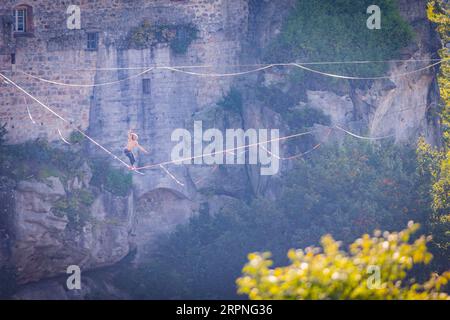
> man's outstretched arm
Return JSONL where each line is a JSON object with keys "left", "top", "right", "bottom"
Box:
{"left": 138, "top": 144, "right": 149, "bottom": 154}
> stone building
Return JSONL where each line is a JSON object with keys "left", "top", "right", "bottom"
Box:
{"left": 0, "top": 0, "right": 247, "bottom": 146}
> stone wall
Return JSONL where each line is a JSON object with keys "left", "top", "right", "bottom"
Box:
{"left": 0, "top": 0, "right": 248, "bottom": 146}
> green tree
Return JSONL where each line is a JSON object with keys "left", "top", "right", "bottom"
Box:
{"left": 90, "top": 159, "right": 132, "bottom": 197}
{"left": 417, "top": 139, "right": 450, "bottom": 272}
{"left": 427, "top": 0, "right": 449, "bottom": 144}
{"left": 0, "top": 266, "right": 17, "bottom": 299}
{"left": 265, "top": 0, "right": 413, "bottom": 77}
{"left": 237, "top": 223, "right": 450, "bottom": 300}
{"left": 421, "top": 0, "right": 450, "bottom": 273}
{"left": 426, "top": 0, "right": 450, "bottom": 209}
{"left": 0, "top": 123, "right": 6, "bottom": 146}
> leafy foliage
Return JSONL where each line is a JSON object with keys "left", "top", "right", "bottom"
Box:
{"left": 237, "top": 223, "right": 449, "bottom": 300}
{"left": 0, "top": 130, "right": 99, "bottom": 231}
{"left": 417, "top": 139, "right": 449, "bottom": 214}
{"left": 0, "top": 266, "right": 17, "bottom": 299}
{"left": 276, "top": 140, "right": 431, "bottom": 244}
{"left": 0, "top": 129, "right": 26, "bottom": 298}
{"left": 417, "top": 139, "right": 450, "bottom": 272}
{"left": 0, "top": 123, "right": 8, "bottom": 176}
{"left": 421, "top": 0, "right": 450, "bottom": 275}
{"left": 425, "top": 1, "right": 450, "bottom": 213}
{"left": 428, "top": 1, "right": 450, "bottom": 144}
{"left": 0, "top": 127, "right": 132, "bottom": 197}
{"left": 284, "top": 107, "right": 331, "bottom": 132}
{"left": 169, "top": 24, "right": 199, "bottom": 54}
{"left": 255, "top": 85, "right": 330, "bottom": 142}
{"left": 264, "top": 0, "right": 413, "bottom": 77}
{"left": 52, "top": 189, "right": 95, "bottom": 230}
{"left": 256, "top": 86, "right": 298, "bottom": 115}
{"left": 69, "top": 131, "right": 85, "bottom": 144}
{"left": 217, "top": 88, "right": 243, "bottom": 115}
{"left": 128, "top": 21, "right": 198, "bottom": 54}
{"left": 0, "top": 126, "right": 131, "bottom": 233}
{"left": 0, "top": 123, "right": 6, "bottom": 146}
{"left": 90, "top": 160, "right": 132, "bottom": 197}
{"left": 0, "top": 139, "right": 83, "bottom": 181}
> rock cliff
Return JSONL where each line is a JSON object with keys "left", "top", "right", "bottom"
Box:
{"left": 0, "top": 0, "right": 443, "bottom": 298}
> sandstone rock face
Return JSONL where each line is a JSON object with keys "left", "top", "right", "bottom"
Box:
{"left": 132, "top": 188, "right": 196, "bottom": 259}
{"left": 307, "top": 91, "right": 354, "bottom": 126}
{"left": 9, "top": 176, "right": 133, "bottom": 284}
{"left": 368, "top": 58, "right": 439, "bottom": 143}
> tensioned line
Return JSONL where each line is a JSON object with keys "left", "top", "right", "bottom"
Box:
{"left": 0, "top": 71, "right": 131, "bottom": 168}
{"left": 0, "top": 71, "right": 400, "bottom": 184}
{"left": 1, "top": 57, "right": 443, "bottom": 72}
{"left": 7, "top": 58, "right": 448, "bottom": 87}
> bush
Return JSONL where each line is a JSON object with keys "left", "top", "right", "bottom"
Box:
{"left": 8, "top": 140, "right": 52, "bottom": 164}
{"left": 2, "top": 139, "right": 83, "bottom": 181}
{"left": 0, "top": 123, "right": 7, "bottom": 184}
{"left": 256, "top": 86, "right": 297, "bottom": 115}
{"left": 128, "top": 22, "right": 198, "bottom": 54}
{"left": 90, "top": 160, "right": 132, "bottom": 197}
{"left": 255, "top": 86, "right": 330, "bottom": 132}
{"left": 417, "top": 138, "right": 450, "bottom": 273}
{"left": 217, "top": 88, "right": 243, "bottom": 115}
{"left": 0, "top": 123, "right": 6, "bottom": 146}
{"left": 170, "top": 24, "right": 199, "bottom": 55}
{"left": 264, "top": 0, "right": 413, "bottom": 77}
{"left": 237, "top": 223, "right": 449, "bottom": 300}
{"left": 52, "top": 189, "right": 95, "bottom": 230}
{"left": 284, "top": 107, "right": 331, "bottom": 131}
{"left": 69, "top": 131, "right": 85, "bottom": 144}
{"left": 423, "top": 0, "right": 450, "bottom": 275}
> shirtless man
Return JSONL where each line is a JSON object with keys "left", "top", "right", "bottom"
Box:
{"left": 124, "top": 130, "right": 149, "bottom": 169}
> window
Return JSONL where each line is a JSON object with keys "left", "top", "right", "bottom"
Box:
{"left": 13, "top": 5, "right": 33, "bottom": 34}
{"left": 142, "top": 79, "right": 151, "bottom": 94}
{"left": 87, "top": 32, "right": 99, "bottom": 51}
{"left": 15, "top": 8, "right": 26, "bottom": 32}
{"left": 11, "top": 53, "right": 15, "bottom": 64}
